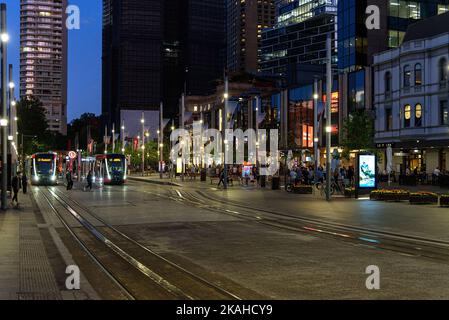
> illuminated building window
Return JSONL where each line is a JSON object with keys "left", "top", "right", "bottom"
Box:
{"left": 404, "top": 104, "right": 411, "bottom": 127}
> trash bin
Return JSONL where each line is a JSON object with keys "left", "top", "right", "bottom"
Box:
{"left": 271, "top": 176, "right": 280, "bottom": 190}
{"left": 200, "top": 169, "right": 207, "bottom": 182}
{"left": 260, "top": 175, "right": 266, "bottom": 188}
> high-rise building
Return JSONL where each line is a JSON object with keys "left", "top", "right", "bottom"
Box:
{"left": 102, "top": 0, "right": 225, "bottom": 132}
{"left": 337, "top": 0, "right": 449, "bottom": 115}
{"left": 338, "top": 0, "right": 449, "bottom": 73}
{"left": 20, "top": 0, "right": 68, "bottom": 135}
{"left": 226, "top": 0, "right": 276, "bottom": 74}
{"left": 260, "top": 0, "right": 338, "bottom": 77}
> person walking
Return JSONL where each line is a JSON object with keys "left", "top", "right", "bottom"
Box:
{"left": 217, "top": 168, "right": 225, "bottom": 188}
{"left": 84, "top": 170, "right": 93, "bottom": 191}
{"left": 22, "top": 173, "right": 28, "bottom": 195}
{"left": 11, "top": 172, "right": 22, "bottom": 208}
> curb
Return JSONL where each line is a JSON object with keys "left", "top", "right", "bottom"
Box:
{"left": 128, "top": 176, "right": 182, "bottom": 187}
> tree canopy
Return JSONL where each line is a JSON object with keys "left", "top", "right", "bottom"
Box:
{"left": 341, "top": 110, "right": 375, "bottom": 159}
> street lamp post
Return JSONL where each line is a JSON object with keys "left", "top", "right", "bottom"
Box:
{"left": 112, "top": 123, "right": 115, "bottom": 153}
{"left": 160, "top": 102, "right": 164, "bottom": 179}
{"left": 8, "top": 64, "right": 15, "bottom": 179}
{"left": 222, "top": 74, "right": 228, "bottom": 189}
{"left": 141, "top": 113, "right": 145, "bottom": 177}
{"left": 325, "top": 34, "right": 332, "bottom": 201}
{"left": 1, "top": 4, "right": 8, "bottom": 210}
{"left": 121, "top": 121, "right": 125, "bottom": 154}
{"left": 255, "top": 96, "right": 261, "bottom": 169}
{"left": 313, "top": 79, "right": 319, "bottom": 183}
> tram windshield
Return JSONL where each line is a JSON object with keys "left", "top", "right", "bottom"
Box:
{"left": 35, "top": 155, "right": 55, "bottom": 175}
{"left": 107, "top": 157, "right": 125, "bottom": 174}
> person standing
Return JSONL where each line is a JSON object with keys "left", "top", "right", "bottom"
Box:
{"left": 22, "top": 173, "right": 28, "bottom": 194}
{"left": 84, "top": 170, "right": 93, "bottom": 191}
{"left": 11, "top": 172, "right": 21, "bottom": 208}
{"left": 66, "top": 171, "right": 73, "bottom": 191}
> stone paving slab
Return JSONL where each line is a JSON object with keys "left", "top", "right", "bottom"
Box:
{"left": 0, "top": 193, "right": 62, "bottom": 300}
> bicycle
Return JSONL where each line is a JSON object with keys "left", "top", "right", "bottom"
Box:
{"left": 315, "top": 179, "right": 346, "bottom": 197}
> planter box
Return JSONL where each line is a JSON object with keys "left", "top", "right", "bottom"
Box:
{"left": 292, "top": 186, "right": 313, "bottom": 194}
{"left": 370, "top": 193, "right": 410, "bottom": 202}
{"left": 409, "top": 194, "right": 438, "bottom": 205}
{"left": 440, "top": 196, "right": 449, "bottom": 207}
{"left": 345, "top": 189, "right": 355, "bottom": 198}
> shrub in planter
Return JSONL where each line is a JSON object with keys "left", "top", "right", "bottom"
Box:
{"left": 440, "top": 195, "right": 449, "bottom": 207}
{"left": 409, "top": 192, "right": 438, "bottom": 205}
{"left": 370, "top": 189, "right": 410, "bottom": 201}
{"left": 345, "top": 188, "right": 355, "bottom": 198}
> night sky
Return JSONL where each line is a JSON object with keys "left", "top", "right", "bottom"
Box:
{"left": 5, "top": 0, "right": 102, "bottom": 121}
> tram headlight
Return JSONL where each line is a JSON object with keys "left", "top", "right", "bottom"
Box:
{"left": 51, "top": 176, "right": 56, "bottom": 182}
{"left": 33, "top": 176, "right": 40, "bottom": 182}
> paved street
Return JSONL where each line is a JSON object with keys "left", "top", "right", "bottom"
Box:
{"left": 4, "top": 178, "right": 447, "bottom": 300}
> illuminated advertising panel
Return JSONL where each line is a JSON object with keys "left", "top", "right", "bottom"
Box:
{"left": 358, "top": 154, "right": 377, "bottom": 189}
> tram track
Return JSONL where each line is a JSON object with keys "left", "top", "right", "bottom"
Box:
{"left": 125, "top": 181, "right": 449, "bottom": 263}
{"left": 179, "top": 189, "right": 449, "bottom": 263}
{"left": 37, "top": 186, "right": 242, "bottom": 300}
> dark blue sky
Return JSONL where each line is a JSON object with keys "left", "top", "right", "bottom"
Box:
{"left": 5, "top": 0, "right": 102, "bottom": 121}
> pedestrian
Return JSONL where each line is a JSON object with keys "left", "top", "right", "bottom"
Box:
{"left": 84, "top": 170, "right": 93, "bottom": 191}
{"left": 22, "top": 173, "right": 28, "bottom": 194}
{"left": 217, "top": 168, "right": 225, "bottom": 188}
{"left": 11, "top": 172, "right": 21, "bottom": 208}
{"left": 66, "top": 171, "right": 73, "bottom": 190}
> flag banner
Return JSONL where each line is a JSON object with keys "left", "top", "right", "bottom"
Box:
{"left": 162, "top": 118, "right": 170, "bottom": 130}
{"left": 227, "top": 101, "right": 239, "bottom": 115}
{"left": 257, "top": 113, "right": 266, "bottom": 125}
{"left": 104, "top": 136, "right": 111, "bottom": 145}
{"left": 183, "top": 112, "right": 193, "bottom": 123}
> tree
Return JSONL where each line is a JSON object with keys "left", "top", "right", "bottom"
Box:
{"left": 67, "top": 113, "right": 102, "bottom": 152}
{"left": 16, "top": 97, "right": 51, "bottom": 155}
{"left": 341, "top": 110, "right": 375, "bottom": 159}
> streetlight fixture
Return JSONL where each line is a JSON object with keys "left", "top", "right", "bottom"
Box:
{"left": 1, "top": 33, "right": 9, "bottom": 43}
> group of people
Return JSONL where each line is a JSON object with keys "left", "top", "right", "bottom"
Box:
{"left": 65, "top": 170, "right": 93, "bottom": 191}
{"left": 288, "top": 165, "right": 355, "bottom": 186}
{"left": 10, "top": 172, "right": 28, "bottom": 208}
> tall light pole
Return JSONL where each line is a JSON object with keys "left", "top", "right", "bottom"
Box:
{"left": 255, "top": 96, "right": 260, "bottom": 168}
{"left": 112, "top": 123, "right": 115, "bottom": 153}
{"left": 180, "top": 94, "right": 185, "bottom": 181}
{"left": 141, "top": 113, "right": 145, "bottom": 176}
{"left": 159, "top": 102, "right": 164, "bottom": 179}
{"left": 222, "top": 74, "right": 228, "bottom": 189}
{"left": 313, "top": 79, "right": 319, "bottom": 183}
{"left": 1, "top": 4, "right": 8, "bottom": 210}
{"left": 8, "top": 64, "right": 15, "bottom": 178}
{"left": 325, "top": 34, "right": 332, "bottom": 201}
{"left": 121, "top": 121, "right": 125, "bottom": 154}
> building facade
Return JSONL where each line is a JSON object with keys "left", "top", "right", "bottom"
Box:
{"left": 20, "top": 0, "right": 68, "bottom": 135}
{"left": 260, "top": 0, "right": 338, "bottom": 77}
{"left": 373, "top": 13, "right": 449, "bottom": 174}
{"left": 226, "top": 0, "right": 276, "bottom": 74}
{"left": 337, "top": 0, "right": 449, "bottom": 132}
{"left": 102, "top": 0, "right": 225, "bottom": 133}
